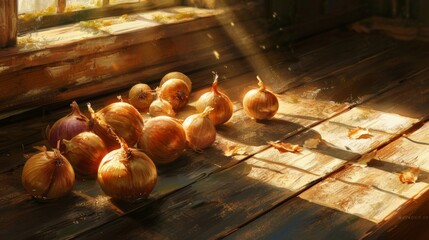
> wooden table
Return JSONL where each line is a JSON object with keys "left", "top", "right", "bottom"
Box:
{"left": 1, "top": 23, "right": 429, "bottom": 239}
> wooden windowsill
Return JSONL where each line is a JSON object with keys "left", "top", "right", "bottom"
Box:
{"left": 0, "top": 2, "right": 267, "bottom": 119}
{"left": 1, "top": 6, "right": 224, "bottom": 73}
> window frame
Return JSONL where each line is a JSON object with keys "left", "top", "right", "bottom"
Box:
{"left": 0, "top": 1, "right": 18, "bottom": 48}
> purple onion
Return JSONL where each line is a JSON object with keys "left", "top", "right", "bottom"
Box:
{"left": 47, "top": 101, "right": 89, "bottom": 151}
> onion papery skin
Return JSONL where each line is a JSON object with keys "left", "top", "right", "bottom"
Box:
{"left": 47, "top": 101, "right": 89, "bottom": 151}
{"left": 128, "top": 83, "right": 154, "bottom": 112}
{"left": 148, "top": 98, "right": 176, "bottom": 117}
{"left": 138, "top": 116, "right": 187, "bottom": 165}
{"left": 63, "top": 132, "right": 108, "bottom": 178}
{"left": 90, "top": 102, "right": 144, "bottom": 150}
{"left": 160, "top": 72, "right": 192, "bottom": 92}
{"left": 22, "top": 148, "right": 75, "bottom": 200}
{"left": 97, "top": 148, "right": 157, "bottom": 202}
{"left": 183, "top": 112, "right": 216, "bottom": 149}
{"left": 243, "top": 89, "right": 279, "bottom": 120}
{"left": 159, "top": 79, "right": 190, "bottom": 112}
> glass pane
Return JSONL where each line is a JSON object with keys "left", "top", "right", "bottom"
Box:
{"left": 18, "top": 0, "right": 56, "bottom": 14}
{"left": 66, "top": 0, "right": 101, "bottom": 11}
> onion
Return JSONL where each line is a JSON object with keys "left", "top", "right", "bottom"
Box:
{"left": 22, "top": 146, "right": 75, "bottom": 200}
{"left": 243, "top": 76, "right": 279, "bottom": 120}
{"left": 196, "top": 73, "right": 233, "bottom": 125}
{"left": 149, "top": 96, "right": 176, "bottom": 117}
{"left": 63, "top": 132, "right": 108, "bottom": 178}
{"left": 88, "top": 101, "right": 143, "bottom": 150}
{"left": 159, "top": 78, "right": 190, "bottom": 112}
{"left": 160, "top": 71, "right": 192, "bottom": 92}
{"left": 138, "top": 116, "right": 187, "bottom": 165}
{"left": 46, "top": 101, "right": 89, "bottom": 151}
{"left": 97, "top": 137, "right": 157, "bottom": 202}
{"left": 128, "top": 83, "right": 154, "bottom": 112}
{"left": 183, "top": 107, "right": 216, "bottom": 150}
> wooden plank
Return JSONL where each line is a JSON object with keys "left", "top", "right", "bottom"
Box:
{"left": 310, "top": 107, "right": 417, "bottom": 154}
{"left": 266, "top": 33, "right": 397, "bottom": 94}
{"left": 366, "top": 183, "right": 429, "bottom": 239}
{"left": 225, "top": 72, "right": 429, "bottom": 239}
{"left": 291, "top": 40, "right": 429, "bottom": 104}
{"left": 2, "top": 6, "right": 252, "bottom": 75}
{"left": 363, "top": 120, "right": 429, "bottom": 239}
{"left": 0, "top": 25, "right": 240, "bottom": 100}
{"left": 0, "top": 0, "right": 18, "bottom": 48}
{"left": 0, "top": 169, "right": 120, "bottom": 239}
{"left": 1, "top": 8, "right": 223, "bottom": 74}
{"left": 362, "top": 73, "right": 429, "bottom": 119}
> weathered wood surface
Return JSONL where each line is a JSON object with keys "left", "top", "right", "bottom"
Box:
{"left": 225, "top": 71, "right": 429, "bottom": 239}
{"left": 2, "top": 4, "right": 271, "bottom": 73}
{"left": 70, "top": 36, "right": 429, "bottom": 239}
{"left": 226, "top": 121, "right": 429, "bottom": 240}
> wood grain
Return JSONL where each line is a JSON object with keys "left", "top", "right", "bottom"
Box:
{"left": 0, "top": 0, "right": 18, "bottom": 48}
{"left": 226, "top": 72, "right": 429, "bottom": 240}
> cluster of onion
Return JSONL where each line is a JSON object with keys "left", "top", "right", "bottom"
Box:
{"left": 22, "top": 71, "right": 252, "bottom": 202}
{"left": 22, "top": 100, "right": 157, "bottom": 202}
{"left": 127, "top": 71, "right": 192, "bottom": 118}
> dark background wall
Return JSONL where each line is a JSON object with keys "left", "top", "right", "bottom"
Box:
{"left": 368, "top": 0, "right": 429, "bottom": 22}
